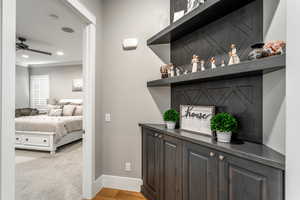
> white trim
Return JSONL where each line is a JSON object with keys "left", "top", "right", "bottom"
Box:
{"left": 81, "top": 23, "right": 96, "bottom": 199}
{"left": 94, "top": 175, "right": 143, "bottom": 194}
{"left": 1, "top": 0, "right": 16, "bottom": 199}
{"left": 1, "top": 0, "right": 97, "bottom": 199}
{"left": 63, "top": 0, "right": 96, "bottom": 25}
{"left": 29, "top": 60, "right": 82, "bottom": 68}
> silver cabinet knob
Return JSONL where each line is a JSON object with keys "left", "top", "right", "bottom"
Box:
{"left": 158, "top": 135, "right": 163, "bottom": 139}
{"left": 154, "top": 133, "right": 159, "bottom": 137}
{"left": 219, "top": 155, "right": 225, "bottom": 161}
{"left": 210, "top": 152, "right": 215, "bottom": 157}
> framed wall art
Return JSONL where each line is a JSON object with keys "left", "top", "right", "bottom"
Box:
{"left": 72, "top": 79, "right": 83, "bottom": 92}
{"left": 180, "top": 105, "right": 215, "bottom": 136}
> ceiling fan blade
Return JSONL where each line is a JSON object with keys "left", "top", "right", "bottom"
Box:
{"left": 27, "top": 48, "right": 52, "bottom": 56}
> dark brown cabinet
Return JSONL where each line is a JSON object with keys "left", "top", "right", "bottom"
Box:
{"left": 141, "top": 126, "right": 284, "bottom": 200}
{"left": 142, "top": 129, "right": 161, "bottom": 200}
{"left": 160, "top": 135, "right": 182, "bottom": 200}
{"left": 183, "top": 142, "right": 218, "bottom": 200}
{"left": 142, "top": 129, "right": 182, "bottom": 200}
{"left": 218, "top": 152, "right": 284, "bottom": 200}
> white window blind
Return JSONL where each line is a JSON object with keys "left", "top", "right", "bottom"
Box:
{"left": 30, "top": 75, "right": 49, "bottom": 111}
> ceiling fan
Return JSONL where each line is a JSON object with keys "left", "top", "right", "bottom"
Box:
{"left": 16, "top": 37, "right": 52, "bottom": 56}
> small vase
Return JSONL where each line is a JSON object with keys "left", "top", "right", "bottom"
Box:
{"left": 217, "top": 131, "right": 232, "bottom": 143}
{"left": 165, "top": 121, "right": 176, "bottom": 129}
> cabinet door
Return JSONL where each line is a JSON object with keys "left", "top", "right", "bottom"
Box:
{"left": 160, "top": 135, "right": 182, "bottom": 200}
{"left": 182, "top": 141, "right": 218, "bottom": 200}
{"left": 218, "top": 153, "right": 284, "bottom": 200}
{"left": 142, "top": 129, "right": 161, "bottom": 200}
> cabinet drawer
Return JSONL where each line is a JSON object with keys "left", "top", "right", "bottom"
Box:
{"left": 22, "top": 135, "right": 50, "bottom": 147}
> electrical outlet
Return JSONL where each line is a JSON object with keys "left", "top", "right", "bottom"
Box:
{"left": 125, "top": 162, "right": 131, "bottom": 171}
{"left": 105, "top": 113, "right": 111, "bottom": 122}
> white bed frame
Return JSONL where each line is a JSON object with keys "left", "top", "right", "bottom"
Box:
{"left": 15, "top": 130, "right": 83, "bottom": 155}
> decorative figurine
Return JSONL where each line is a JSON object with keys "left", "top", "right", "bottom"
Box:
{"left": 200, "top": 60, "right": 205, "bottom": 71}
{"left": 176, "top": 68, "right": 181, "bottom": 76}
{"left": 191, "top": 55, "right": 200, "bottom": 73}
{"left": 184, "top": 70, "right": 188, "bottom": 75}
{"left": 210, "top": 57, "right": 217, "bottom": 69}
{"left": 228, "top": 44, "right": 240, "bottom": 65}
{"left": 221, "top": 60, "right": 226, "bottom": 67}
{"left": 160, "top": 65, "right": 169, "bottom": 79}
{"left": 170, "top": 65, "right": 175, "bottom": 77}
{"left": 199, "top": 0, "right": 205, "bottom": 4}
{"left": 262, "top": 40, "right": 286, "bottom": 57}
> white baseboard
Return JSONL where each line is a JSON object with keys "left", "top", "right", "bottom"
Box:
{"left": 94, "top": 175, "right": 143, "bottom": 195}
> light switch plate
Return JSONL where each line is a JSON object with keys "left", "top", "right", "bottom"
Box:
{"left": 105, "top": 113, "right": 111, "bottom": 122}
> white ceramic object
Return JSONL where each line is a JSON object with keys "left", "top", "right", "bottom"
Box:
{"left": 217, "top": 131, "right": 232, "bottom": 143}
{"left": 166, "top": 121, "right": 176, "bottom": 129}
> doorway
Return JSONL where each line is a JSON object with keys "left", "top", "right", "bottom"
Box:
{"left": 0, "top": 0, "right": 96, "bottom": 199}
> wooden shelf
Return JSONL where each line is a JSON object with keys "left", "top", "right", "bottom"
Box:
{"left": 147, "top": 55, "right": 286, "bottom": 87}
{"left": 147, "top": 0, "right": 255, "bottom": 45}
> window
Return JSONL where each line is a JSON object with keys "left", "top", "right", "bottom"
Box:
{"left": 30, "top": 75, "right": 49, "bottom": 111}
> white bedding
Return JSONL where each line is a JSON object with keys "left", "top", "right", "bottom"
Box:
{"left": 15, "top": 115, "right": 83, "bottom": 138}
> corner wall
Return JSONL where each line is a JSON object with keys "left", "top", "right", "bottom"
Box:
{"left": 263, "top": 0, "right": 286, "bottom": 154}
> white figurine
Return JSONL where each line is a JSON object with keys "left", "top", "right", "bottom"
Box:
{"left": 221, "top": 60, "right": 226, "bottom": 67}
{"left": 199, "top": 0, "right": 205, "bottom": 4}
{"left": 170, "top": 65, "right": 175, "bottom": 77}
{"left": 176, "top": 68, "right": 181, "bottom": 76}
{"left": 200, "top": 60, "right": 205, "bottom": 71}
{"left": 184, "top": 70, "right": 188, "bottom": 75}
{"left": 191, "top": 55, "right": 199, "bottom": 73}
{"left": 228, "top": 44, "right": 240, "bottom": 65}
{"left": 210, "top": 57, "right": 217, "bottom": 69}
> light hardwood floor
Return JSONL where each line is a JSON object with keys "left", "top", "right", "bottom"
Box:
{"left": 93, "top": 188, "right": 147, "bottom": 200}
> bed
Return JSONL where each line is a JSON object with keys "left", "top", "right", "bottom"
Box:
{"left": 15, "top": 99, "right": 84, "bottom": 154}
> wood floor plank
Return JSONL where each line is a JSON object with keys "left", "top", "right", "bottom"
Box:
{"left": 93, "top": 188, "right": 147, "bottom": 200}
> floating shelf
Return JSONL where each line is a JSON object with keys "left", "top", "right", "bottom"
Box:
{"left": 147, "top": 55, "right": 286, "bottom": 87}
{"left": 147, "top": 0, "right": 255, "bottom": 45}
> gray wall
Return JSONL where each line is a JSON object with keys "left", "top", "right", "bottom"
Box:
{"left": 100, "top": 0, "right": 170, "bottom": 178}
{"left": 15, "top": 66, "right": 29, "bottom": 108}
{"left": 263, "top": 0, "right": 286, "bottom": 154}
{"left": 29, "top": 65, "right": 83, "bottom": 101}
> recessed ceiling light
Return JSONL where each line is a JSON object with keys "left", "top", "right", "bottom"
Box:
{"left": 56, "top": 51, "right": 64, "bottom": 56}
{"left": 49, "top": 14, "right": 59, "bottom": 20}
{"left": 62, "top": 27, "right": 75, "bottom": 33}
{"left": 22, "top": 54, "right": 29, "bottom": 58}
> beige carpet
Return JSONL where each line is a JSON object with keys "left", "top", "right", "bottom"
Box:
{"left": 16, "top": 141, "right": 82, "bottom": 200}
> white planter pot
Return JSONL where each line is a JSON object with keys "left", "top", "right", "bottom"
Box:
{"left": 217, "top": 131, "right": 232, "bottom": 143}
{"left": 166, "top": 121, "right": 176, "bottom": 129}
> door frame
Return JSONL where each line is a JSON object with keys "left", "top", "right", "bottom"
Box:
{"left": 0, "top": 0, "right": 97, "bottom": 199}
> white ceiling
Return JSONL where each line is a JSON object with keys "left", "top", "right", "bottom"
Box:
{"left": 16, "top": 0, "right": 85, "bottom": 67}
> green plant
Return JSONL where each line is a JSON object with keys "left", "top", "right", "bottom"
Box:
{"left": 211, "top": 112, "right": 238, "bottom": 133}
{"left": 163, "top": 109, "right": 179, "bottom": 122}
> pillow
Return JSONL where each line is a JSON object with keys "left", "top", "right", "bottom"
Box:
{"left": 63, "top": 105, "right": 76, "bottom": 116}
{"left": 47, "top": 104, "right": 61, "bottom": 113}
{"left": 48, "top": 109, "right": 62, "bottom": 117}
{"left": 74, "top": 105, "right": 83, "bottom": 116}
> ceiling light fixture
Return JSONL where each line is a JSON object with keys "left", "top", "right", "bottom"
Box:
{"left": 61, "top": 27, "right": 75, "bottom": 33}
{"left": 49, "top": 14, "right": 59, "bottom": 20}
{"left": 22, "top": 54, "right": 29, "bottom": 58}
{"left": 56, "top": 51, "right": 64, "bottom": 56}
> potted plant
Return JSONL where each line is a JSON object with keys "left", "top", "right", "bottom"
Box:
{"left": 210, "top": 112, "right": 238, "bottom": 143}
{"left": 163, "top": 109, "right": 179, "bottom": 129}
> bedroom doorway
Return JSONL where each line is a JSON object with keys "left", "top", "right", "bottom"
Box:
{"left": 0, "top": 0, "right": 96, "bottom": 199}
